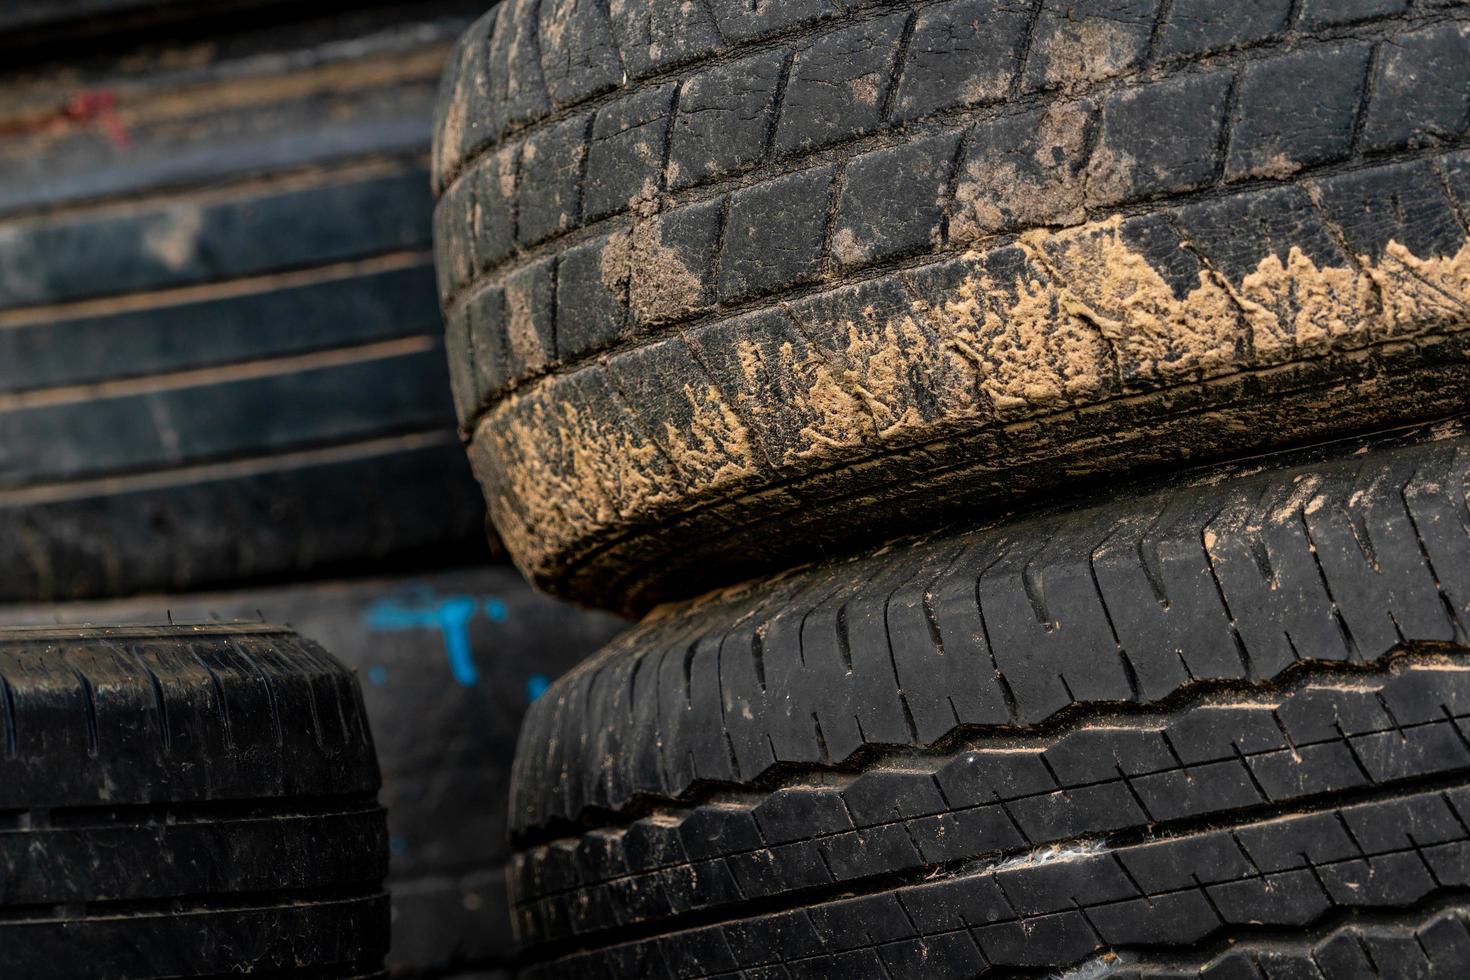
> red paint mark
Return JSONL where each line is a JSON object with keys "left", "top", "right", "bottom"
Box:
{"left": 0, "top": 87, "right": 129, "bottom": 148}
{"left": 64, "top": 89, "right": 130, "bottom": 149}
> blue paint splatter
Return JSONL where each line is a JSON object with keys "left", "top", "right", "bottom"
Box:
{"left": 390, "top": 836, "right": 408, "bottom": 856}
{"left": 527, "top": 673, "right": 550, "bottom": 703}
{"left": 364, "top": 588, "right": 511, "bottom": 687}
{"left": 367, "top": 665, "right": 389, "bottom": 686}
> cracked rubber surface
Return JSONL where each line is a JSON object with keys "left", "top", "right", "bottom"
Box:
{"left": 433, "top": 0, "right": 1470, "bottom": 611}
{"left": 0, "top": 624, "right": 387, "bottom": 978}
{"left": 506, "top": 419, "right": 1470, "bottom": 977}
{"left": 0, "top": 4, "right": 490, "bottom": 603}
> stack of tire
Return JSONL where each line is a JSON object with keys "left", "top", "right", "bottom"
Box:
{"left": 0, "top": 2, "right": 620, "bottom": 977}
{"left": 432, "top": 1, "right": 1470, "bottom": 976}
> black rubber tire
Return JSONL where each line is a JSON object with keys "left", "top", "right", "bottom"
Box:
{"left": 0, "top": 623, "right": 387, "bottom": 978}
{"left": 433, "top": 0, "right": 1470, "bottom": 612}
{"left": 0, "top": 567, "right": 625, "bottom": 977}
{"left": 507, "top": 416, "right": 1470, "bottom": 978}
{"left": 0, "top": 3, "right": 491, "bottom": 603}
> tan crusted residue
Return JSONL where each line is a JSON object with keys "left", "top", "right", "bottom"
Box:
{"left": 475, "top": 376, "right": 758, "bottom": 570}
{"left": 601, "top": 209, "right": 705, "bottom": 324}
{"left": 951, "top": 101, "right": 1091, "bottom": 241}
{"left": 797, "top": 315, "right": 946, "bottom": 448}
{"left": 830, "top": 227, "right": 864, "bottom": 267}
{"left": 849, "top": 73, "right": 882, "bottom": 106}
{"left": 925, "top": 261, "right": 1113, "bottom": 414}
{"left": 1037, "top": 17, "right": 1138, "bottom": 89}
{"left": 1251, "top": 153, "right": 1305, "bottom": 181}
{"left": 480, "top": 216, "right": 1470, "bottom": 578}
{"left": 435, "top": 43, "right": 473, "bottom": 183}
{"left": 504, "top": 274, "right": 548, "bottom": 373}
{"left": 1368, "top": 240, "right": 1470, "bottom": 334}
{"left": 1235, "top": 247, "right": 1374, "bottom": 360}
{"left": 496, "top": 148, "right": 517, "bottom": 200}
{"left": 1023, "top": 217, "right": 1242, "bottom": 384}
{"left": 661, "top": 383, "right": 761, "bottom": 487}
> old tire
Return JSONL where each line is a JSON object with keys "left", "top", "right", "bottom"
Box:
{"left": 0, "top": 3, "right": 489, "bottom": 603}
{"left": 508, "top": 417, "right": 1470, "bottom": 977}
{"left": 433, "top": 0, "right": 1470, "bottom": 612}
{"left": 0, "top": 624, "right": 387, "bottom": 978}
{"left": 0, "top": 567, "right": 624, "bottom": 976}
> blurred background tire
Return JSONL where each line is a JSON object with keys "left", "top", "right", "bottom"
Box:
{"left": 0, "top": 1, "right": 492, "bottom": 603}
{"left": 0, "top": 566, "right": 622, "bottom": 977}
{"left": 0, "top": 3, "right": 624, "bottom": 976}
{"left": 0, "top": 624, "right": 388, "bottom": 979}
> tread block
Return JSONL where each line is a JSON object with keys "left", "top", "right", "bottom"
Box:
{"left": 517, "top": 114, "right": 591, "bottom": 248}
{"left": 433, "top": 174, "right": 477, "bottom": 304}
{"left": 1090, "top": 70, "right": 1232, "bottom": 203}
{"left": 669, "top": 49, "right": 787, "bottom": 191}
{"left": 586, "top": 84, "right": 677, "bottom": 223}
{"left": 773, "top": 15, "right": 908, "bottom": 157}
{"left": 538, "top": 0, "right": 625, "bottom": 107}
{"left": 891, "top": 0, "right": 1031, "bottom": 122}
{"left": 468, "top": 146, "right": 519, "bottom": 273}
{"left": 720, "top": 166, "right": 834, "bottom": 302}
{"left": 555, "top": 234, "right": 630, "bottom": 362}
{"left": 607, "top": 0, "right": 722, "bottom": 78}
{"left": 1023, "top": 0, "right": 1161, "bottom": 91}
{"left": 951, "top": 100, "right": 1097, "bottom": 239}
{"left": 625, "top": 196, "right": 723, "bottom": 326}
{"left": 1363, "top": 22, "right": 1470, "bottom": 153}
{"left": 1226, "top": 44, "right": 1374, "bottom": 181}
{"left": 502, "top": 257, "right": 558, "bottom": 380}
{"left": 466, "top": 284, "right": 512, "bottom": 404}
{"left": 1156, "top": 0, "right": 1294, "bottom": 58}
{"left": 832, "top": 133, "right": 960, "bottom": 270}
{"left": 487, "top": 0, "right": 552, "bottom": 138}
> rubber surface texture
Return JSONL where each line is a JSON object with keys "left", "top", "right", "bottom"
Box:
{"left": 434, "top": 0, "right": 1470, "bottom": 612}
{"left": 0, "top": 3, "right": 490, "bottom": 603}
{"left": 507, "top": 417, "right": 1470, "bottom": 977}
{"left": 0, "top": 623, "right": 387, "bottom": 978}
{"left": 0, "top": 567, "right": 625, "bottom": 977}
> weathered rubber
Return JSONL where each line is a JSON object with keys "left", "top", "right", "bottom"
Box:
{"left": 0, "top": 3, "right": 489, "bottom": 603}
{"left": 0, "top": 624, "right": 387, "bottom": 979}
{"left": 433, "top": 0, "right": 1470, "bottom": 611}
{"left": 0, "top": 567, "right": 624, "bottom": 977}
{"left": 506, "top": 418, "right": 1470, "bottom": 977}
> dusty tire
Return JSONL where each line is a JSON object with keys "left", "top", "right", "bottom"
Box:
{"left": 433, "top": 0, "right": 1470, "bottom": 612}
{"left": 0, "top": 567, "right": 625, "bottom": 977}
{"left": 507, "top": 417, "right": 1470, "bottom": 977}
{"left": 0, "top": 3, "right": 490, "bottom": 603}
{"left": 0, "top": 624, "right": 387, "bottom": 978}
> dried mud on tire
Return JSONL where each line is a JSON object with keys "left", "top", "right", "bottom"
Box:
{"left": 433, "top": 0, "right": 1470, "bottom": 611}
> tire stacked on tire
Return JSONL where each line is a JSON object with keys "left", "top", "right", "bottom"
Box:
{"left": 0, "top": 4, "right": 625, "bottom": 977}
{"left": 431, "top": 1, "right": 1470, "bottom": 976}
